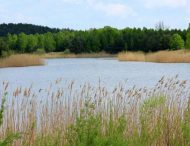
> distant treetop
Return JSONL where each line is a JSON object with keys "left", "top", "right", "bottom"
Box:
{"left": 0, "top": 23, "right": 61, "bottom": 36}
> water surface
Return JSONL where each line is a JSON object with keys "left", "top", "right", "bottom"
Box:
{"left": 0, "top": 58, "right": 190, "bottom": 91}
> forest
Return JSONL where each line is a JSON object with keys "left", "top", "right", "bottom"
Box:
{"left": 0, "top": 23, "right": 60, "bottom": 36}
{"left": 0, "top": 23, "right": 190, "bottom": 57}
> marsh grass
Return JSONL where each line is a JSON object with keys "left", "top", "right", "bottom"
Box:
{"left": 118, "top": 50, "right": 190, "bottom": 63}
{"left": 118, "top": 51, "right": 145, "bottom": 62}
{"left": 44, "top": 52, "right": 116, "bottom": 59}
{"left": 0, "top": 76, "right": 190, "bottom": 146}
{"left": 0, "top": 54, "right": 45, "bottom": 68}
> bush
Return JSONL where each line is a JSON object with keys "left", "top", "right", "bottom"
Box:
{"left": 169, "top": 33, "right": 184, "bottom": 50}
{"left": 185, "top": 31, "right": 190, "bottom": 49}
{"left": 0, "top": 38, "right": 11, "bottom": 58}
{"left": 35, "top": 48, "right": 46, "bottom": 54}
{"left": 66, "top": 99, "right": 128, "bottom": 146}
{"left": 0, "top": 50, "right": 13, "bottom": 58}
{"left": 63, "top": 49, "right": 71, "bottom": 54}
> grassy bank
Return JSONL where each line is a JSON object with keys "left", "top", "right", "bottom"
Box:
{"left": 118, "top": 50, "right": 190, "bottom": 63}
{"left": 0, "top": 77, "right": 190, "bottom": 146}
{"left": 0, "top": 54, "right": 45, "bottom": 68}
{"left": 43, "top": 52, "right": 116, "bottom": 59}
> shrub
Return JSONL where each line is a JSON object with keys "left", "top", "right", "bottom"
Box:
{"left": 0, "top": 50, "right": 13, "bottom": 58}
{"left": 63, "top": 49, "right": 71, "bottom": 54}
{"left": 66, "top": 99, "right": 128, "bottom": 146}
{"left": 185, "top": 31, "right": 190, "bottom": 49}
{"left": 35, "top": 48, "right": 46, "bottom": 54}
{"left": 0, "top": 38, "right": 10, "bottom": 58}
{"left": 169, "top": 33, "right": 184, "bottom": 50}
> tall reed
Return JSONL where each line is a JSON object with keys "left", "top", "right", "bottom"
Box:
{"left": 0, "top": 76, "right": 190, "bottom": 146}
{"left": 0, "top": 54, "right": 44, "bottom": 68}
{"left": 44, "top": 52, "right": 115, "bottom": 59}
{"left": 118, "top": 50, "right": 190, "bottom": 63}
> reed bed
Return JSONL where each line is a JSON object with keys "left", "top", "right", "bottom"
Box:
{"left": 0, "top": 76, "right": 190, "bottom": 146}
{"left": 118, "top": 51, "right": 145, "bottom": 62}
{"left": 44, "top": 52, "right": 116, "bottom": 59}
{"left": 0, "top": 54, "right": 45, "bottom": 68}
{"left": 118, "top": 50, "right": 190, "bottom": 63}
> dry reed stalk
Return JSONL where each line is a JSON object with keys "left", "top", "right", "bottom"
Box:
{"left": 0, "top": 54, "right": 44, "bottom": 68}
{"left": 0, "top": 76, "right": 189, "bottom": 145}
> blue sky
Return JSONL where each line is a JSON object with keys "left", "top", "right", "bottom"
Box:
{"left": 0, "top": 0, "right": 190, "bottom": 30}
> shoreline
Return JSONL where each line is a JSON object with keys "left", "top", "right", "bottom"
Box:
{"left": 1, "top": 50, "right": 190, "bottom": 68}
{"left": 118, "top": 50, "right": 190, "bottom": 63}
{"left": 43, "top": 52, "right": 116, "bottom": 59}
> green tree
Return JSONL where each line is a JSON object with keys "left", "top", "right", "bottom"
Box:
{"left": 44, "top": 32, "right": 56, "bottom": 52}
{"left": 0, "top": 38, "right": 10, "bottom": 57}
{"left": 16, "top": 33, "right": 28, "bottom": 53}
{"left": 26, "top": 34, "right": 38, "bottom": 52}
{"left": 55, "top": 32, "right": 65, "bottom": 51}
{"left": 70, "top": 31, "right": 86, "bottom": 53}
{"left": 7, "top": 33, "right": 17, "bottom": 50}
{"left": 1, "top": 24, "right": 189, "bottom": 54}
{"left": 185, "top": 30, "right": 190, "bottom": 49}
{"left": 36, "top": 34, "right": 45, "bottom": 49}
{"left": 169, "top": 33, "right": 184, "bottom": 50}
{"left": 85, "top": 29, "right": 101, "bottom": 53}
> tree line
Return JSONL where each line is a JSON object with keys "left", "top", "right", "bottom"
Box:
{"left": 0, "top": 24, "right": 190, "bottom": 57}
{"left": 0, "top": 23, "right": 60, "bottom": 36}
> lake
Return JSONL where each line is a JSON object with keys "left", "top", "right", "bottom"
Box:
{"left": 0, "top": 58, "right": 190, "bottom": 92}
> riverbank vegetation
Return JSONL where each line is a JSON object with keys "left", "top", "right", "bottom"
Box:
{"left": 0, "top": 76, "right": 190, "bottom": 146}
{"left": 1, "top": 23, "right": 190, "bottom": 59}
{"left": 44, "top": 51, "right": 116, "bottom": 58}
{"left": 0, "top": 54, "right": 44, "bottom": 68}
{"left": 118, "top": 50, "right": 190, "bottom": 63}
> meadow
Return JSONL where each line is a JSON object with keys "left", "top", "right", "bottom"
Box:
{"left": 0, "top": 76, "right": 190, "bottom": 146}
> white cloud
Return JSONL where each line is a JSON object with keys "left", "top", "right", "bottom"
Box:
{"left": 0, "top": 12, "right": 38, "bottom": 24}
{"left": 87, "top": 0, "right": 136, "bottom": 17}
{"left": 0, "top": 3, "right": 40, "bottom": 24}
{"left": 60, "top": 0, "right": 136, "bottom": 17}
{"left": 144, "top": 0, "right": 187, "bottom": 8}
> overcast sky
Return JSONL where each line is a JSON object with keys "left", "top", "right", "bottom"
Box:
{"left": 0, "top": 0, "right": 190, "bottom": 30}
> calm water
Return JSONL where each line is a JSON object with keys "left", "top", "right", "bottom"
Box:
{"left": 0, "top": 58, "right": 190, "bottom": 91}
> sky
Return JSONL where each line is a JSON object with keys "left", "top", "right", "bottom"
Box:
{"left": 0, "top": 0, "right": 190, "bottom": 30}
